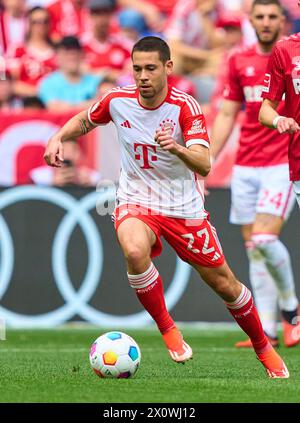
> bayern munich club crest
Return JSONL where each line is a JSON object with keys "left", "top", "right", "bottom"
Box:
{"left": 159, "top": 119, "right": 176, "bottom": 134}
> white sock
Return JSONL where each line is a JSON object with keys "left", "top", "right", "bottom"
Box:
{"left": 246, "top": 241, "right": 278, "bottom": 338}
{"left": 251, "top": 234, "right": 298, "bottom": 312}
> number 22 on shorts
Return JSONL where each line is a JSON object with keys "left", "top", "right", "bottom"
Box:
{"left": 181, "top": 227, "right": 215, "bottom": 255}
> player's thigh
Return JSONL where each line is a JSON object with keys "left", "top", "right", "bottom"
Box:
{"left": 117, "top": 217, "right": 157, "bottom": 258}
{"left": 190, "top": 260, "right": 241, "bottom": 302}
{"left": 256, "top": 164, "right": 295, "bottom": 221}
{"left": 252, "top": 213, "right": 283, "bottom": 236}
{"left": 230, "top": 166, "right": 259, "bottom": 225}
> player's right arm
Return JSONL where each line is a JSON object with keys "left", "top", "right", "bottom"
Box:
{"left": 210, "top": 51, "right": 242, "bottom": 162}
{"left": 210, "top": 99, "right": 241, "bottom": 161}
{"left": 44, "top": 110, "right": 95, "bottom": 167}
{"left": 44, "top": 92, "right": 112, "bottom": 167}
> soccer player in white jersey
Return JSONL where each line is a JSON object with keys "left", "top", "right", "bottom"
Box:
{"left": 44, "top": 36, "right": 289, "bottom": 378}
{"left": 210, "top": 0, "right": 300, "bottom": 349}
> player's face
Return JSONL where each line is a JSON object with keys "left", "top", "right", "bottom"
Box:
{"left": 250, "top": 4, "right": 284, "bottom": 46}
{"left": 132, "top": 51, "right": 173, "bottom": 99}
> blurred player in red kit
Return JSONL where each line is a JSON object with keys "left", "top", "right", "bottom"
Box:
{"left": 211, "top": 0, "right": 300, "bottom": 349}
{"left": 44, "top": 36, "right": 289, "bottom": 378}
{"left": 260, "top": 0, "right": 300, "bottom": 211}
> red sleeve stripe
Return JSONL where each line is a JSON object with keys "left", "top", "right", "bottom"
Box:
{"left": 111, "top": 87, "right": 136, "bottom": 94}
{"left": 170, "top": 88, "right": 202, "bottom": 116}
{"left": 170, "top": 93, "right": 198, "bottom": 116}
{"left": 122, "top": 84, "right": 137, "bottom": 90}
{"left": 170, "top": 95, "right": 197, "bottom": 116}
{"left": 171, "top": 87, "right": 202, "bottom": 113}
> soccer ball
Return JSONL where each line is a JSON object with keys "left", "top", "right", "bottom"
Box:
{"left": 89, "top": 331, "right": 141, "bottom": 378}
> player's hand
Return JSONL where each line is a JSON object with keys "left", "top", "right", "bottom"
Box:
{"left": 154, "top": 129, "right": 180, "bottom": 154}
{"left": 44, "top": 135, "right": 64, "bottom": 167}
{"left": 276, "top": 117, "right": 300, "bottom": 134}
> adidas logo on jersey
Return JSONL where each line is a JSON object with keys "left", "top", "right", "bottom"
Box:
{"left": 121, "top": 120, "right": 131, "bottom": 128}
{"left": 212, "top": 252, "right": 221, "bottom": 261}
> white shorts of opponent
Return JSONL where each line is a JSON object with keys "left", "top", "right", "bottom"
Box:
{"left": 293, "top": 180, "right": 300, "bottom": 209}
{"left": 230, "top": 163, "right": 296, "bottom": 225}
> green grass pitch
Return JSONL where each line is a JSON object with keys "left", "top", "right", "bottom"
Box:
{"left": 0, "top": 328, "right": 299, "bottom": 403}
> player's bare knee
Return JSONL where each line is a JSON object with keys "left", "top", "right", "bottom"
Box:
{"left": 122, "top": 242, "right": 150, "bottom": 268}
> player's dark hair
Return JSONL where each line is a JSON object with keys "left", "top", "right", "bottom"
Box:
{"left": 251, "top": 0, "right": 283, "bottom": 11}
{"left": 131, "top": 36, "right": 171, "bottom": 63}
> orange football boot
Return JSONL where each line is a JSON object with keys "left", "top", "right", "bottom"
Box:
{"left": 162, "top": 327, "right": 193, "bottom": 363}
{"left": 282, "top": 317, "right": 300, "bottom": 347}
{"left": 256, "top": 344, "right": 289, "bottom": 378}
{"left": 235, "top": 335, "right": 279, "bottom": 348}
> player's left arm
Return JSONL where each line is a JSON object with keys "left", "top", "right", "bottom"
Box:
{"left": 259, "top": 44, "right": 300, "bottom": 134}
{"left": 155, "top": 130, "right": 210, "bottom": 176}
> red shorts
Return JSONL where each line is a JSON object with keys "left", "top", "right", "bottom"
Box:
{"left": 113, "top": 204, "right": 225, "bottom": 268}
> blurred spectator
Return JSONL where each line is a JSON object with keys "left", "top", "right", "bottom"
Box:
{"left": 216, "top": 15, "right": 243, "bottom": 50}
{"left": 30, "top": 139, "right": 101, "bottom": 186}
{"left": 282, "top": 6, "right": 294, "bottom": 36}
{"left": 0, "top": 71, "right": 21, "bottom": 109}
{"left": 27, "top": 1, "right": 53, "bottom": 7}
{"left": 6, "top": 6, "right": 57, "bottom": 98}
{"left": 218, "top": 0, "right": 243, "bottom": 14}
{"left": 0, "top": 0, "right": 27, "bottom": 54}
{"left": 82, "top": 0, "right": 131, "bottom": 81}
{"left": 205, "top": 16, "right": 243, "bottom": 116}
{"left": 96, "top": 75, "right": 116, "bottom": 96}
{"left": 38, "top": 36, "right": 101, "bottom": 111}
{"left": 165, "top": 0, "right": 226, "bottom": 103}
{"left": 117, "top": 8, "right": 147, "bottom": 49}
{"left": 281, "top": 0, "right": 300, "bottom": 32}
{"left": 47, "top": 0, "right": 90, "bottom": 42}
{"left": 118, "top": 0, "right": 177, "bottom": 33}
{"left": 240, "top": 0, "right": 258, "bottom": 46}
{"left": 22, "top": 95, "right": 45, "bottom": 109}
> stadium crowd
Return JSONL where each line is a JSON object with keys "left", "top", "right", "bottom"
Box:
{"left": 0, "top": 0, "right": 299, "bottom": 111}
{"left": 0, "top": 0, "right": 299, "bottom": 186}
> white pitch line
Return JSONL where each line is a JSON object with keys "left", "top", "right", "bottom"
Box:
{"left": 0, "top": 347, "right": 236, "bottom": 353}
{"left": 0, "top": 348, "right": 89, "bottom": 353}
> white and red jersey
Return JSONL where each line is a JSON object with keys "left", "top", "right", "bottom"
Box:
{"left": 6, "top": 44, "right": 57, "bottom": 85}
{"left": 82, "top": 35, "right": 131, "bottom": 71}
{"left": 262, "top": 33, "right": 300, "bottom": 181}
{"left": 0, "top": 10, "right": 26, "bottom": 54}
{"left": 146, "top": 0, "right": 177, "bottom": 16}
{"left": 88, "top": 85, "right": 210, "bottom": 219}
{"left": 224, "top": 44, "right": 289, "bottom": 167}
{"left": 47, "top": 0, "right": 90, "bottom": 40}
{"left": 165, "top": 0, "right": 217, "bottom": 49}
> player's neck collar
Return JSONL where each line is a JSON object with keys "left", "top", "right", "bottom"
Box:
{"left": 137, "top": 85, "right": 171, "bottom": 111}
{"left": 255, "top": 43, "right": 272, "bottom": 57}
